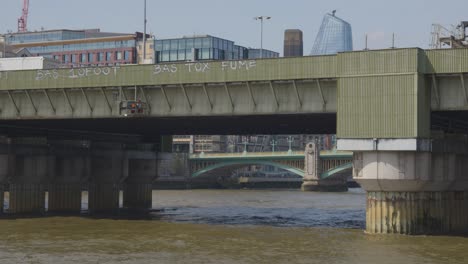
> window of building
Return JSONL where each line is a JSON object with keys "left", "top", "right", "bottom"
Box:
{"left": 62, "top": 54, "right": 68, "bottom": 63}
{"left": 162, "top": 40, "right": 170, "bottom": 50}
{"left": 124, "top": 51, "right": 130, "bottom": 60}
{"left": 161, "top": 51, "right": 169, "bottom": 61}
{"left": 116, "top": 51, "right": 122, "bottom": 60}
{"left": 194, "top": 38, "right": 202, "bottom": 48}
{"left": 106, "top": 52, "right": 112, "bottom": 61}
{"left": 81, "top": 53, "right": 86, "bottom": 62}
{"left": 185, "top": 38, "right": 194, "bottom": 49}
{"left": 170, "top": 50, "right": 177, "bottom": 61}
{"left": 178, "top": 39, "right": 186, "bottom": 50}
{"left": 170, "top": 39, "right": 178, "bottom": 50}
{"left": 71, "top": 54, "right": 76, "bottom": 63}
{"left": 202, "top": 37, "right": 211, "bottom": 48}
{"left": 178, "top": 50, "right": 186, "bottom": 61}
{"left": 88, "top": 53, "right": 93, "bottom": 63}
{"left": 97, "top": 52, "right": 104, "bottom": 62}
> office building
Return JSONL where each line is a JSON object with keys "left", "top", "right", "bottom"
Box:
{"left": 4, "top": 29, "right": 149, "bottom": 67}
{"left": 284, "top": 29, "right": 303, "bottom": 57}
{"left": 311, "top": 12, "right": 353, "bottom": 55}
{"left": 154, "top": 35, "right": 278, "bottom": 63}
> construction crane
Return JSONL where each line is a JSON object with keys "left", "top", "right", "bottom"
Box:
{"left": 17, "top": 0, "right": 29, "bottom": 32}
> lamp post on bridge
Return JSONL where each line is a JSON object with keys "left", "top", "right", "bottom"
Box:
{"left": 287, "top": 136, "right": 294, "bottom": 155}
{"left": 242, "top": 138, "right": 248, "bottom": 156}
{"left": 254, "top": 16, "right": 271, "bottom": 58}
{"left": 271, "top": 140, "right": 277, "bottom": 154}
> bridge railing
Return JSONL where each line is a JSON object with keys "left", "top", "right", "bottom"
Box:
{"left": 190, "top": 151, "right": 304, "bottom": 159}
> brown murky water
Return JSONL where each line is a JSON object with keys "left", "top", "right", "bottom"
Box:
{"left": 1, "top": 189, "right": 467, "bottom": 264}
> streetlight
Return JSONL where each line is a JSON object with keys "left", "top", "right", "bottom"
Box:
{"left": 270, "top": 140, "right": 277, "bottom": 153}
{"left": 287, "top": 136, "right": 294, "bottom": 155}
{"left": 143, "top": 0, "right": 147, "bottom": 63}
{"left": 254, "top": 16, "right": 271, "bottom": 58}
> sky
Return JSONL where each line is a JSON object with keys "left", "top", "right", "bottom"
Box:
{"left": 1, "top": 0, "right": 467, "bottom": 55}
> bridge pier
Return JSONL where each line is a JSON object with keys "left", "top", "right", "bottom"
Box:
{"left": 345, "top": 135, "right": 468, "bottom": 235}
{"left": 47, "top": 141, "right": 89, "bottom": 214}
{"left": 7, "top": 142, "right": 49, "bottom": 214}
{"left": 0, "top": 185, "right": 3, "bottom": 215}
{"left": 88, "top": 144, "right": 123, "bottom": 214}
{"left": 301, "top": 179, "right": 348, "bottom": 192}
{"left": 123, "top": 148, "right": 157, "bottom": 211}
{"left": 302, "top": 142, "right": 348, "bottom": 192}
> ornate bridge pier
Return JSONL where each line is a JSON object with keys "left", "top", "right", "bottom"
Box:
{"left": 301, "top": 142, "right": 349, "bottom": 192}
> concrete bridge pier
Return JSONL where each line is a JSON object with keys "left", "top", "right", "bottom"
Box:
{"left": 122, "top": 147, "right": 157, "bottom": 211}
{"left": 7, "top": 142, "right": 50, "bottom": 214}
{"left": 301, "top": 142, "right": 348, "bottom": 192}
{"left": 346, "top": 135, "right": 468, "bottom": 235}
{"left": 47, "top": 141, "right": 88, "bottom": 214}
{"left": 88, "top": 144, "right": 122, "bottom": 214}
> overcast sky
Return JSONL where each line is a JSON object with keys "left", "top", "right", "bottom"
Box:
{"left": 1, "top": 0, "right": 467, "bottom": 55}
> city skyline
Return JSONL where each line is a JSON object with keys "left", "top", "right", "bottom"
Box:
{"left": 1, "top": 0, "right": 467, "bottom": 56}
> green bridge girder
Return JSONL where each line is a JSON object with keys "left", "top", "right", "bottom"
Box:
{"left": 189, "top": 151, "right": 353, "bottom": 179}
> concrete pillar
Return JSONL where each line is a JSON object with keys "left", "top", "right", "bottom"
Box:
{"left": 301, "top": 141, "right": 348, "bottom": 192}
{"left": 348, "top": 136, "right": 468, "bottom": 235}
{"left": 123, "top": 150, "right": 157, "bottom": 210}
{"left": 366, "top": 191, "right": 468, "bottom": 234}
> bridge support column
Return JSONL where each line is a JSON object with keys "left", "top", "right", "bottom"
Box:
{"left": 301, "top": 142, "right": 348, "bottom": 192}
{"left": 9, "top": 184, "right": 45, "bottom": 214}
{"left": 123, "top": 183, "right": 152, "bottom": 209}
{"left": 88, "top": 183, "right": 120, "bottom": 213}
{"left": 0, "top": 185, "right": 4, "bottom": 214}
{"left": 343, "top": 135, "right": 468, "bottom": 235}
{"left": 48, "top": 142, "right": 89, "bottom": 214}
{"left": 7, "top": 143, "right": 49, "bottom": 214}
{"left": 48, "top": 184, "right": 82, "bottom": 214}
{"left": 88, "top": 144, "right": 123, "bottom": 214}
{"left": 123, "top": 150, "right": 157, "bottom": 211}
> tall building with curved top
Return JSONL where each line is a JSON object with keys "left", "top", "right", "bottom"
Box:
{"left": 310, "top": 12, "right": 353, "bottom": 55}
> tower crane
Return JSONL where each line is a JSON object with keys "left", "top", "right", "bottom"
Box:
{"left": 17, "top": 0, "right": 29, "bottom": 32}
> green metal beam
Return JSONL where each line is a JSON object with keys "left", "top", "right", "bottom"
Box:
{"left": 191, "top": 160, "right": 305, "bottom": 178}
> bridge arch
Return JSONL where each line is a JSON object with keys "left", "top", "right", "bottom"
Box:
{"left": 191, "top": 160, "right": 305, "bottom": 178}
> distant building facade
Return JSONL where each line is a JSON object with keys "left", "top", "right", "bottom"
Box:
{"left": 154, "top": 35, "right": 278, "bottom": 63}
{"left": 284, "top": 29, "right": 303, "bottom": 57}
{"left": 310, "top": 13, "right": 353, "bottom": 55}
{"left": 4, "top": 29, "right": 148, "bottom": 67}
{"left": 246, "top": 48, "right": 279, "bottom": 59}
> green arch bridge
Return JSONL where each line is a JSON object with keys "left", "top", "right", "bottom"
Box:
{"left": 189, "top": 151, "right": 353, "bottom": 179}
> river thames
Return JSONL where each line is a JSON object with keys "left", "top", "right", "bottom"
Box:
{"left": 0, "top": 189, "right": 467, "bottom": 263}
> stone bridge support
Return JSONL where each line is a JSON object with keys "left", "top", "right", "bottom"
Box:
{"left": 343, "top": 135, "right": 468, "bottom": 235}
{"left": 302, "top": 142, "right": 348, "bottom": 192}
{"left": 122, "top": 147, "right": 157, "bottom": 210}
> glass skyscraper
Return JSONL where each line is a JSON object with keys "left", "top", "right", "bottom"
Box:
{"left": 310, "top": 13, "right": 353, "bottom": 55}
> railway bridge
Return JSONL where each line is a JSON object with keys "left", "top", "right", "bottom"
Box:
{"left": 1, "top": 48, "right": 468, "bottom": 234}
